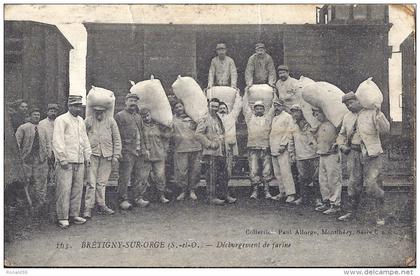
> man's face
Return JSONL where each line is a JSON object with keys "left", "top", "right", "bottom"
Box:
{"left": 19, "top": 102, "right": 28, "bottom": 114}
{"left": 209, "top": 101, "right": 220, "bottom": 115}
{"left": 312, "top": 109, "right": 326, "bottom": 122}
{"left": 274, "top": 103, "right": 285, "bottom": 113}
{"left": 345, "top": 99, "right": 362, "bottom": 113}
{"left": 47, "top": 108, "right": 57, "bottom": 120}
{"left": 94, "top": 110, "right": 105, "bottom": 121}
{"left": 291, "top": 109, "right": 303, "bottom": 121}
{"left": 30, "top": 111, "right": 41, "bottom": 124}
{"left": 256, "top": 48, "right": 265, "bottom": 56}
{"left": 141, "top": 111, "right": 152, "bottom": 123}
{"left": 278, "top": 70, "right": 289, "bottom": 81}
{"left": 218, "top": 104, "right": 228, "bottom": 114}
{"left": 126, "top": 97, "right": 138, "bottom": 111}
{"left": 174, "top": 102, "right": 185, "bottom": 116}
{"left": 216, "top": 48, "right": 227, "bottom": 57}
{"left": 68, "top": 104, "right": 82, "bottom": 117}
{"left": 254, "top": 105, "right": 265, "bottom": 116}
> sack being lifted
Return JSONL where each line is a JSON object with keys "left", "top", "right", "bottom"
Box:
{"left": 302, "top": 82, "right": 349, "bottom": 128}
{"left": 294, "top": 76, "right": 320, "bottom": 128}
{"left": 172, "top": 76, "right": 208, "bottom": 122}
{"left": 206, "top": 86, "right": 237, "bottom": 112}
{"left": 248, "top": 84, "right": 274, "bottom": 111}
{"left": 130, "top": 76, "right": 173, "bottom": 127}
{"left": 86, "top": 86, "right": 116, "bottom": 118}
{"left": 355, "top": 77, "right": 383, "bottom": 109}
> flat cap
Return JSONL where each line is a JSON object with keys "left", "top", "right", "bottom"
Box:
{"left": 342, "top": 92, "right": 356, "bottom": 103}
{"left": 126, "top": 93, "right": 139, "bottom": 100}
{"left": 29, "top": 107, "right": 41, "bottom": 114}
{"left": 68, "top": 95, "right": 83, "bottom": 105}
{"left": 47, "top": 103, "right": 59, "bottom": 110}
{"left": 255, "top": 43, "right": 265, "bottom": 50}
{"left": 216, "top": 43, "right": 226, "bottom": 50}
{"left": 253, "top": 100, "right": 265, "bottom": 108}
{"left": 277, "top": 65, "right": 289, "bottom": 72}
{"left": 290, "top": 104, "right": 302, "bottom": 111}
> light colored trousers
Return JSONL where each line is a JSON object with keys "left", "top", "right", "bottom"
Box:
{"left": 174, "top": 151, "right": 202, "bottom": 192}
{"left": 84, "top": 155, "right": 112, "bottom": 209}
{"left": 56, "top": 163, "right": 84, "bottom": 220}
{"left": 138, "top": 159, "right": 166, "bottom": 196}
{"left": 319, "top": 153, "right": 342, "bottom": 206}
{"left": 347, "top": 150, "right": 385, "bottom": 200}
{"left": 248, "top": 148, "right": 272, "bottom": 186}
{"left": 23, "top": 155, "right": 49, "bottom": 208}
{"left": 272, "top": 152, "right": 296, "bottom": 196}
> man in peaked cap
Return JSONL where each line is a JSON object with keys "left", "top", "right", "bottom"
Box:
{"left": 242, "top": 90, "right": 278, "bottom": 200}
{"left": 16, "top": 107, "right": 50, "bottom": 217}
{"left": 53, "top": 95, "right": 91, "bottom": 228}
{"left": 207, "top": 43, "right": 238, "bottom": 89}
{"left": 289, "top": 103, "right": 322, "bottom": 207}
{"left": 83, "top": 102, "right": 121, "bottom": 218}
{"left": 336, "top": 92, "right": 390, "bottom": 225}
{"left": 245, "top": 43, "right": 276, "bottom": 89}
{"left": 269, "top": 98, "right": 297, "bottom": 203}
{"left": 275, "top": 65, "right": 300, "bottom": 110}
{"left": 115, "top": 92, "right": 149, "bottom": 210}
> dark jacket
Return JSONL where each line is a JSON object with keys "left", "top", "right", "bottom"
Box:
{"left": 114, "top": 109, "right": 146, "bottom": 159}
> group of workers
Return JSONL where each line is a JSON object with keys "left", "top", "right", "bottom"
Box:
{"left": 11, "top": 42, "right": 390, "bottom": 229}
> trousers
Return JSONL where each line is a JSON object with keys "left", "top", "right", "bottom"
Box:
{"left": 203, "top": 155, "right": 229, "bottom": 200}
{"left": 319, "top": 153, "right": 342, "bottom": 206}
{"left": 272, "top": 152, "right": 296, "bottom": 196}
{"left": 248, "top": 148, "right": 272, "bottom": 186}
{"left": 174, "top": 151, "right": 202, "bottom": 192}
{"left": 55, "top": 163, "right": 85, "bottom": 220}
{"left": 84, "top": 155, "right": 112, "bottom": 209}
{"left": 23, "top": 155, "right": 49, "bottom": 209}
{"left": 296, "top": 157, "right": 321, "bottom": 203}
{"left": 118, "top": 153, "right": 143, "bottom": 201}
{"left": 138, "top": 159, "right": 166, "bottom": 196}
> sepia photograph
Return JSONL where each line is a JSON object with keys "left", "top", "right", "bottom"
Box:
{"left": 2, "top": 3, "right": 416, "bottom": 269}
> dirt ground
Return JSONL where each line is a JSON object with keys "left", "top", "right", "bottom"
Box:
{"left": 4, "top": 186, "right": 416, "bottom": 268}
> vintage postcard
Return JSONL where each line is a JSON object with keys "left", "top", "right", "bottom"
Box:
{"left": 3, "top": 3, "right": 416, "bottom": 270}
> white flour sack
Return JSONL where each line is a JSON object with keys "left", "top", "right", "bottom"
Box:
{"left": 302, "top": 82, "right": 349, "bottom": 127}
{"left": 172, "top": 76, "right": 208, "bottom": 122}
{"left": 248, "top": 84, "right": 274, "bottom": 111}
{"left": 130, "top": 77, "right": 173, "bottom": 126}
{"left": 355, "top": 77, "right": 383, "bottom": 109}
{"left": 86, "top": 86, "right": 116, "bottom": 118}
{"left": 206, "top": 86, "right": 237, "bottom": 112}
{"left": 294, "top": 76, "right": 320, "bottom": 128}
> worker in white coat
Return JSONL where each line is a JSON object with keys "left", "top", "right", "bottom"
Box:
{"left": 269, "top": 99, "right": 296, "bottom": 203}
{"left": 53, "top": 95, "right": 91, "bottom": 229}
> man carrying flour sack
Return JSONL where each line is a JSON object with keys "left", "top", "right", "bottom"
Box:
{"left": 138, "top": 108, "right": 173, "bottom": 205}
{"left": 337, "top": 92, "right": 390, "bottom": 225}
{"left": 242, "top": 91, "right": 277, "bottom": 200}
{"left": 83, "top": 102, "right": 121, "bottom": 219}
{"left": 245, "top": 43, "right": 276, "bottom": 91}
{"left": 53, "top": 95, "right": 91, "bottom": 229}
{"left": 195, "top": 98, "right": 237, "bottom": 205}
{"left": 172, "top": 99, "right": 202, "bottom": 201}
{"left": 207, "top": 43, "right": 238, "bottom": 89}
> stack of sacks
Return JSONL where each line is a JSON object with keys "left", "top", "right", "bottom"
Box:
{"left": 248, "top": 84, "right": 274, "bottom": 111}
{"left": 206, "top": 86, "right": 237, "bottom": 112}
{"left": 294, "top": 76, "right": 320, "bottom": 128}
{"left": 130, "top": 76, "right": 173, "bottom": 127}
{"left": 302, "top": 81, "right": 349, "bottom": 127}
{"left": 172, "top": 76, "right": 208, "bottom": 122}
{"left": 355, "top": 77, "right": 383, "bottom": 109}
{"left": 86, "top": 86, "right": 116, "bottom": 118}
